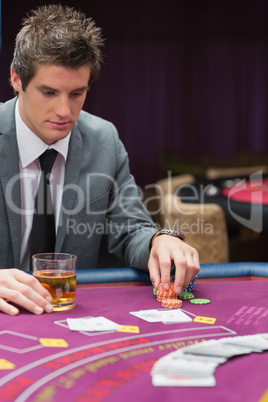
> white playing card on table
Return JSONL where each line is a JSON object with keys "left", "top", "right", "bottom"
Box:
{"left": 152, "top": 374, "right": 216, "bottom": 387}
{"left": 130, "top": 309, "right": 192, "bottom": 323}
{"left": 67, "top": 317, "right": 123, "bottom": 332}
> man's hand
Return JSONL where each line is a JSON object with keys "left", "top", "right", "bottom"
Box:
{"left": 0, "top": 269, "right": 53, "bottom": 316}
{"left": 148, "top": 235, "right": 200, "bottom": 294}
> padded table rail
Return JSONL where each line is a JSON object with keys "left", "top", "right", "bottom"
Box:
{"left": 75, "top": 262, "right": 268, "bottom": 284}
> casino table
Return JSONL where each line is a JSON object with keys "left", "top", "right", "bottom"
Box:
{"left": 177, "top": 176, "right": 268, "bottom": 232}
{"left": 0, "top": 263, "right": 268, "bottom": 402}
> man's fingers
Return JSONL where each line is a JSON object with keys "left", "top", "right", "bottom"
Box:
{"left": 149, "top": 236, "right": 200, "bottom": 295}
{"left": 173, "top": 256, "right": 187, "bottom": 294}
{"left": 148, "top": 242, "right": 177, "bottom": 290}
{"left": 1, "top": 288, "right": 53, "bottom": 315}
{"left": 13, "top": 270, "right": 53, "bottom": 301}
{"left": 0, "top": 269, "right": 53, "bottom": 315}
{"left": 11, "top": 269, "right": 53, "bottom": 305}
{"left": 174, "top": 248, "right": 200, "bottom": 293}
{"left": 148, "top": 254, "right": 161, "bottom": 290}
{"left": 0, "top": 298, "right": 19, "bottom": 316}
{"left": 12, "top": 284, "right": 54, "bottom": 313}
{"left": 157, "top": 258, "right": 172, "bottom": 290}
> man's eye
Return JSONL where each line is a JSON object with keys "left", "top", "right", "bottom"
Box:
{"left": 42, "top": 91, "right": 55, "bottom": 96}
{"left": 71, "top": 92, "right": 83, "bottom": 97}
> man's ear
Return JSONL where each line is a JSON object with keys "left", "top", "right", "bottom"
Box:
{"left": 10, "top": 69, "right": 22, "bottom": 92}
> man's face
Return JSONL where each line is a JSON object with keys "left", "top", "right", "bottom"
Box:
{"left": 11, "top": 64, "right": 90, "bottom": 145}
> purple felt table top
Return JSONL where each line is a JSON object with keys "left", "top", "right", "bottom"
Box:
{"left": 0, "top": 279, "right": 267, "bottom": 402}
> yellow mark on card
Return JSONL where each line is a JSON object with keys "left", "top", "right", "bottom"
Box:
{"left": 39, "top": 338, "right": 69, "bottom": 347}
{"left": 0, "top": 359, "right": 16, "bottom": 370}
{"left": 194, "top": 316, "right": 216, "bottom": 325}
{"left": 258, "top": 389, "right": 268, "bottom": 402}
{"left": 116, "top": 325, "right": 140, "bottom": 334}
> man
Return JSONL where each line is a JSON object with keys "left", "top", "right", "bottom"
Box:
{"left": 0, "top": 5, "right": 199, "bottom": 316}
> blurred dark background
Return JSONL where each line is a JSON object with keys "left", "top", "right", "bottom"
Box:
{"left": 1, "top": 0, "right": 268, "bottom": 186}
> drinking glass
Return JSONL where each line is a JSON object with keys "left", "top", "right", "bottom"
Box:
{"left": 32, "top": 253, "right": 77, "bottom": 311}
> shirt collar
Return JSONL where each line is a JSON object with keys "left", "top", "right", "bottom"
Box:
{"left": 15, "top": 99, "right": 71, "bottom": 168}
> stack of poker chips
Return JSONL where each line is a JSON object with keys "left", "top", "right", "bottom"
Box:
{"left": 157, "top": 283, "right": 183, "bottom": 309}
{"left": 154, "top": 278, "right": 197, "bottom": 309}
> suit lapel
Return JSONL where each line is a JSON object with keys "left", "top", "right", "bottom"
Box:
{"left": 0, "top": 99, "right": 21, "bottom": 267}
{"left": 55, "top": 124, "right": 82, "bottom": 252}
{"left": 0, "top": 99, "right": 84, "bottom": 260}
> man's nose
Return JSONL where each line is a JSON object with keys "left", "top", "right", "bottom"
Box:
{"left": 55, "top": 96, "right": 71, "bottom": 117}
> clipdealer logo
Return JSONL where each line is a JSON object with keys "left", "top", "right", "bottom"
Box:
{"left": 226, "top": 171, "right": 263, "bottom": 233}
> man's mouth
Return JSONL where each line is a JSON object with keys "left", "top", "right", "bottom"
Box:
{"left": 48, "top": 121, "right": 71, "bottom": 128}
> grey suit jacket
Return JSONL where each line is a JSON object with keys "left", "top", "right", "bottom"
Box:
{"left": 0, "top": 98, "right": 157, "bottom": 270}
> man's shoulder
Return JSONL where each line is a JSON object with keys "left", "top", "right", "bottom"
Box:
{"left": 77, "top": 110, "right": 117, "bottom": 134}
{"left": 0, "top": 98, "right": 17, "bottom": 133}
{"left": 0, "top": 98, "right": 17, "bottom": 117}
{"left": 0, "top": 97, "right": 17, "bottom": 108}
{"left": 75, "top": 111, "right": 120, "bottom": 149}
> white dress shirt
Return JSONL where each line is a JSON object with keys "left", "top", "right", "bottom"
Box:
{"left": 15, "top": 100, "right": 71, "bottom": 270}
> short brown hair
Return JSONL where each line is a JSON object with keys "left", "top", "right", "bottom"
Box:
{"left": 11, "top": 4, "right": 104, "bottom": 90}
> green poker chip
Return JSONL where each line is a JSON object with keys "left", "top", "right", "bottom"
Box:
{"left": 153, "top": 287, "right": 158, "bottom": 295}
{"left": 190, "top": 298, "right": 211, "bottom": 305}
{"left": 178, "top": 292, "right": 194, "bottom": 300}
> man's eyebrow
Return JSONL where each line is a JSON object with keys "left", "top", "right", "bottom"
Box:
{"left": 36, "top": 85, "right": 89, "bottom": 92}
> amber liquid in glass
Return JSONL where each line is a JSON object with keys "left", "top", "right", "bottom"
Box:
{"left": 34, "top": 270, "right": 76, "bottom": 311}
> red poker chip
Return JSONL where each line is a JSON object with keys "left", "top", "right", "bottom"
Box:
{"left": 161, "top": 298, "right": 182, "bottom": 309}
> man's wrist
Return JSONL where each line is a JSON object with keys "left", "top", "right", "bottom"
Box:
{"left": 150, "top": 228, "right": 185, "bottom": 249}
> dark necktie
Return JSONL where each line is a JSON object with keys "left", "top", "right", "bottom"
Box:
{"left": 30, "top": 149, "right": 58, "bottom": 259}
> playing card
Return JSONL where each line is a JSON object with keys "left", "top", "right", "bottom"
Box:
{"left": 152, "top": 374, "right": 216, "bottom": 387}
{"left": 184, "top": 339, "right": 253, "bottom": 358}
{"left": 152, "top": 357, "right": 217, "bottom": 377}
{"left": 222, "top": 334, "right": 268, "bottom": 352}
{"left": 130, "top": 309, "right": 192, "bottom": 323}
{"left": 151, "top": 333, "right": 268, "bottom": 389}
{"left": 130, "top": 309, "right": 163, "bottom": 322}
{"left": 152, "top": 350, "right": 225, "bottom": 378}
{"left": 161, "top": 309, "right": 193, "bottom": 323}
{"left": 67, "top": 317, "right": 123, "bottom": 332}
